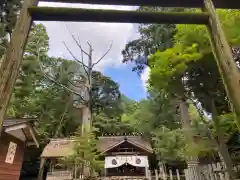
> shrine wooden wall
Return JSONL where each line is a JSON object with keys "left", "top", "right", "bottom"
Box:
{"left": 0, "top": 132, "right": 25, "bottom": 180}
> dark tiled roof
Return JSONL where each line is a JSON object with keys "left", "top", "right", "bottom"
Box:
{"left": 3, "top": 118, "right": 35, "bottom": 127}
{"left": 97, "top": 136, "right": 153, "bottom": 153}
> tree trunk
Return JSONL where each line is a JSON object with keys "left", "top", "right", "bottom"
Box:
{"left": 211, "top": 100, "right": 237, "bottom": 180}
{"left": 179, "top": 98, "right": 203, "bottom": 180}
{"left": 81, "top": 45, "right": 93, "bottom": 135}
{"left": 0, "top": 0, "right": 39, "bottom": 135}
{"left": 203, "top": 0, "right": 240, "bottom": 129}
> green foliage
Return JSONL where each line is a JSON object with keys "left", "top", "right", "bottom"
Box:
{"left": 93, "top": 112, "right": 133, "bottom": 136}
{"left": 152, "top": 127, "right": 185, "bottom": 162}
{"left": 64, "top": 126, "right": 103, "bottom": 173}
{"left": 147, "top": 9, "right": 240, "bottom": 159}
{"left": 175, "top": 10, "right": 240, "bottom": 51}
{"left": 8, "top": 24, "right": 49, "bottom": 117}
{"left": 173, "top": 9, "right": 240, "bottom": 115}
{"left": 122, "top": 90, "right": 181, "bottom": 136}
{"left": 149, "top": 9, "right": 240, "bottom": 115}
{"left": 149, "top": 44, "right": 201, "bottom": 95}
{"left": 214, "top": 113, "right": 239, "bottom": 140}
{"left": 91, "top": 71, "right": 122, "bottom": 118}
{"left": 122, "top": 7, "right": 184, "bottom": 74}
{"left": 152, "top": 103, "right": 216, "bottom": 162}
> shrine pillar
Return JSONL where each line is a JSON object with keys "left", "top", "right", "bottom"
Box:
{"left": 145, "top": 165, "right": 148, "bottom": 178}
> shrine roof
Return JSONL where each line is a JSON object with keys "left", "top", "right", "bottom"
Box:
{"left": 3, "top": 118, "right": 39, "bottom": 147}
{"left": 3, "top": 118, "right": 36, "bottom": 127}
{"left": 41, "top": 138, "right": 75, "bottom": 158}
{"left": 97, "top": 136, "right": 153, "bottom": 153}
{"left": 41, "top": 136, "right": 153, "bottom": 158}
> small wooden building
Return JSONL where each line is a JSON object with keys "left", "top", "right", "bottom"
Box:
{"left": 41, "top": 135, "right": 153, "bottom": 179}
{"left": 0, "top": 118, "right": 39, "bottom": 180}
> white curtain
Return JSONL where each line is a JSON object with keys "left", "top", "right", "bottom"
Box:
{"left": 104, "top": 155, "right": 149, "bottom": 168}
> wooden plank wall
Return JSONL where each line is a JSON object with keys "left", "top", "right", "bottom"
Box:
{"left": 0, "top": 132, "right": 25, "bottom": 180}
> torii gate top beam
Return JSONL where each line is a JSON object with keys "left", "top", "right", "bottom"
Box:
{"left": 40, "top": 0, "right": 239, "bottom": 9}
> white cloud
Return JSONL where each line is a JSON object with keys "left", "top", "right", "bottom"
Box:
{"left": 37, "top": 2, "right": 138, "bottom": 71}
{"left": 36, "top": 2, "right": 148, "bottom": 91}
{"left": 141, "top": 67, "right": 150, "bottom": 91}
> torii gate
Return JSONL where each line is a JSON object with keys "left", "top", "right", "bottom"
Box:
{"left": 0, "top": 1, "right": 240, "bottom": 179}
{"left": 1, "top": 0, "right": 239, "bottom": 131}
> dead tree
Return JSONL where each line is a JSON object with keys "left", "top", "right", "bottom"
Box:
{"left": 41, "top": 27, "right": 112, "bottom": 135}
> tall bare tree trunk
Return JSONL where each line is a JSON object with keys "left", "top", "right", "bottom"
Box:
{"left": 211, "top": 100, "right": 236, "bottom": 180}
{"left": 203, "top": 0, "right": 240, "bottom": 129}
{"left": 179, "top": 98, "right": 203, "bottom": 180}
{"left": 0, "top": 0, "right": 39, "bottom": 135}
{"left": 81, "top": 44, "right": 93, "bottom": 135}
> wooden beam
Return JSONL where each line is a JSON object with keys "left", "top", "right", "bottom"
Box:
{"left": 203, "top": 0, "right": 240, "bottom": 129}
{"left": 29, "top": 6, "right": 209, "bottom": 24}
{"left": 0, "top": 0, "right": 39, "bottom": 135}
{"left": 40, "top": 0, "right": 240, "bottom": 9}
{"left": 38, "top": 158, "right": 46, "bottom": 180}
{"left": 28, "top": 124, "right": 40, "bottom": 148}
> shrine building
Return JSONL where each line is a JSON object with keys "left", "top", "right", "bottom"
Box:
{"left": 0, "top": 118, "right": 39, "bottom": 180}
{"left": 41, "top": 135, "right": 153, "bottom": 179}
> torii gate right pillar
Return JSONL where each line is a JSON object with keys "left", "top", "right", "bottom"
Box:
{"left": 203, "top": 0, "right": 240, "bottom": 129}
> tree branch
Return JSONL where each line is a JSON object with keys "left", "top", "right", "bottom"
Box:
{"left": 87, "top": 41, "right": 93, "bottom": 52}
{"left": 67, "top": 77, "right": 89, "bottom": 89}
{"left": 62, "top": 41, "right": 88, "bottom": 69}
{"left": 77, "top": 35, "right": 89, "bottom": 77}
{"left": 41, "top": 69, "right": 87, "bottom": 104}
{"left": 65, "top": 24, "right": 90, "bottom": 57}
{"left": 92, "top": 42, "right": 113, "bottom": 68}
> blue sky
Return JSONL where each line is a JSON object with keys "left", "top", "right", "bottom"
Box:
{"left": 104, "top": 64, "right": 147, "bottom": 101}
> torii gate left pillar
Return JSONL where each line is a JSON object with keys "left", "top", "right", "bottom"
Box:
{"left": 0, "top": 0, "right": 39, "bottom": 136}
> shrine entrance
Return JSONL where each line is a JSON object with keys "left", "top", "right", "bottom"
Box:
{"left": 104, "top": 155, "right": 149, "bottom": 177}
{"left": 107, "top": 163, "right": 145, "bottom": 177}
{"left": 99, "top": 135, "right": 153, "bottom": 178}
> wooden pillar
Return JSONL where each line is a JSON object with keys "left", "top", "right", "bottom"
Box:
{"left": 159, "top": 163, "right": 167, "bottom": 180}
{"left": 145, "top": 166, "right": 148, "bottom": 178}
{"left": 0, "top": 0, "right": 39, "bottom": 135}
{"left": 176, "top": 169, "right": 181, "bottom": 180}
{"left": 203, "top": 0, "right": 240, "bottom": 129}
{"left": 148, "top": 169, "right": 152, "bottom": 180}
{"left": 38, "top": 158, "right": 46, "bottom": 180}
{"left": 155, "top": 169, "right": 158, "bottom": 180}
{"left": 169, "top": 169, "right": 173, "bottom": 180}
{"left": 104, "top": 168, "right": 107, "bottom": 177}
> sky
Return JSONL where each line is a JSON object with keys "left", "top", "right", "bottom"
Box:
{"left": 37, "top": 2, "right": 150, "bottom": 101}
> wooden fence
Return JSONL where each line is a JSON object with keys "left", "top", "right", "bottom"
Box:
{"left": 45, "top": 163, "right": 240, "bottom": 180}
{"left": 147, "top": 163, "right": 240, "bottom": 180}
{"left": 46, "top": 170, "right": 73, "bottom": 180}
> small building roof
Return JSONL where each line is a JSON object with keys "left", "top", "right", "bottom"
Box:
{"left": 3, "top": 118, "right": 39, "bottom": 147}
{"left": 3, "top": 118, "right": 35, "bottom": 127}
{"left": 41, "top": 138, "right": 75, "bottom": 158}
{"left": 41, "top": 136, "right": 153, "bottom": 158}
